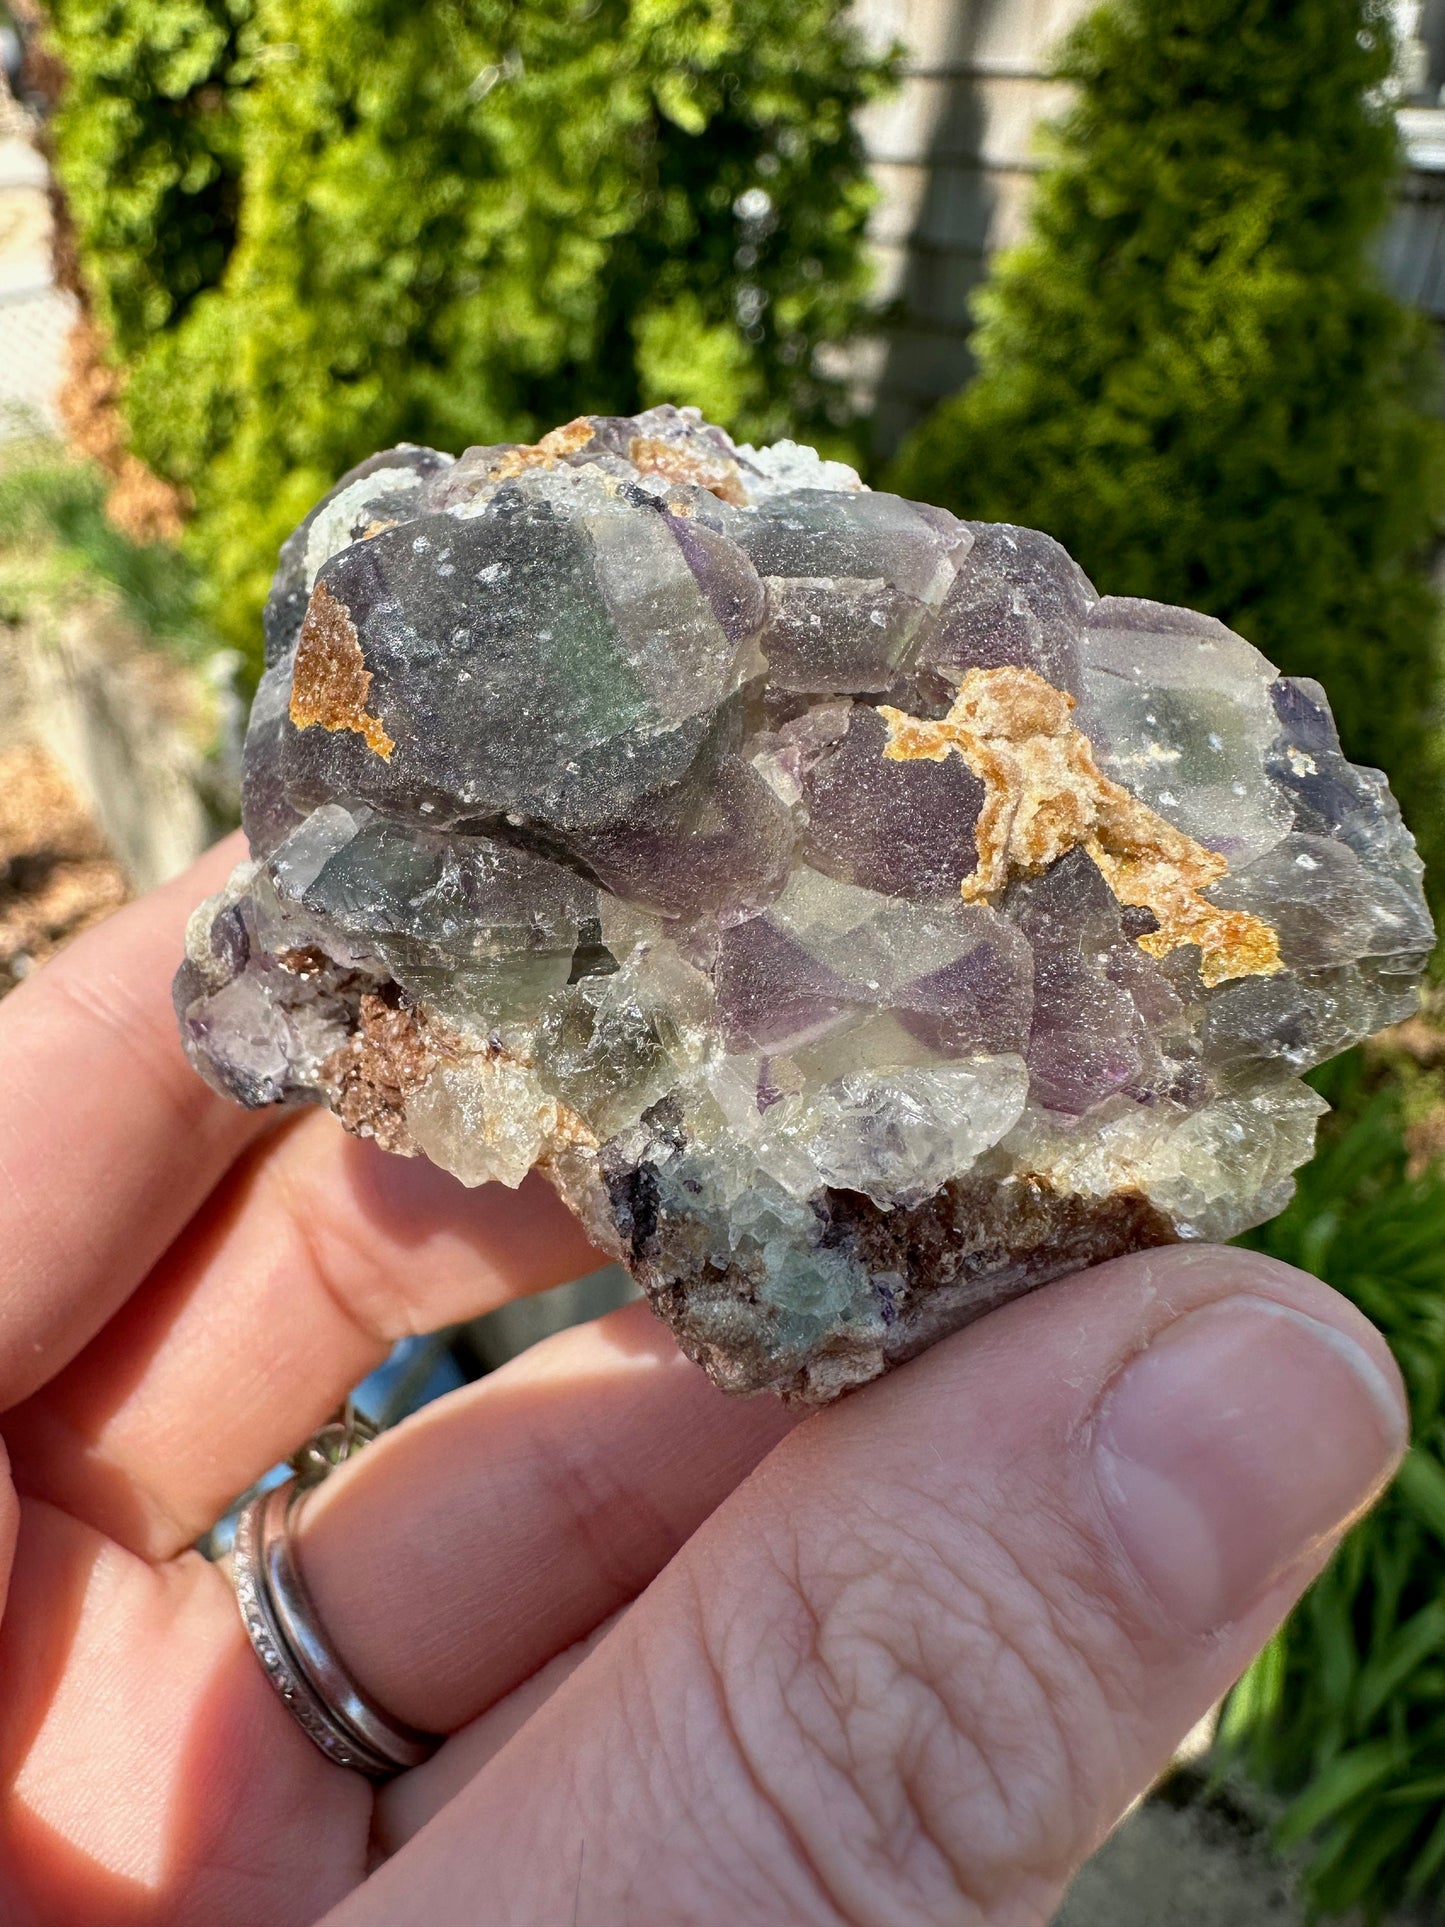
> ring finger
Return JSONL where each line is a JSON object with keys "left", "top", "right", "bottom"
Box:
{"left": 286, "top": 1299, "right": 796, "bottom": 1736}
{"left": 0, "top": 1302, "right": 792, "bottom": 1926}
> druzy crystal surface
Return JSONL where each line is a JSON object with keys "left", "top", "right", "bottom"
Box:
{"left": 176, "top": 408, "right": 1434, "bottom": 1400}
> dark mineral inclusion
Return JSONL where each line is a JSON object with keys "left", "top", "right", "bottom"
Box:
{"left": 176, "top": 407, "right": 1434, "bottom": 1401}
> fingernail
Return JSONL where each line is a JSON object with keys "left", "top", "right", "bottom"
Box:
{"left": 1094, "top": 1294, "right": 1407, "bottom": 1633}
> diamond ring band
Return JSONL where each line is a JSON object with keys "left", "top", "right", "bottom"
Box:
{"left": 229, "top": 1411, "right": 443, "bottom": 1778}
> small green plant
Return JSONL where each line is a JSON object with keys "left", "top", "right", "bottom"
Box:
{"left": 0, "top": 439, "right": 217, "bottom": 661}
{"left": 887, "top": 0, "right": 1445, "bottom": 884}
{"left": 45, "top": 0, "right": 893, "bottom": 667}
{"left": 1224, "top": 1051, "right": 1445, "bottom": 1917}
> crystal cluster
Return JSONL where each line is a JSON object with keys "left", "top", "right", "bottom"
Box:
{"left": 176, "top": 408, "right": 1434, "bottom": 1401}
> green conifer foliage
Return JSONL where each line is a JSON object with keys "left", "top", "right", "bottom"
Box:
{"left": 47, "top": 0, "right": 889, "bottom": 659}
{"left": 889, "top": 0, "right": 1445, "bottom": 863}
{"left": 44, "top": 0, "right": 255, "bottom": 354}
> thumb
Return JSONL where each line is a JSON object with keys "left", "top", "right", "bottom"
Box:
{"left": 328, "top": 1246, "right": 1406, "bottom": 1927}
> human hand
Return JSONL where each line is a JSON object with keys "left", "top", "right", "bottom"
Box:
{"left": 0, "top": 838, "right": 1406, "bottom": 1927}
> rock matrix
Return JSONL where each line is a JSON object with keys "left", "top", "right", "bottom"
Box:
{"left": 177, "top": 408, "right": 1433, "bottom": 1400}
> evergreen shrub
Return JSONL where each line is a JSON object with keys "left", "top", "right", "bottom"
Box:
{"left": 46, "top": 0, "right": 891, "bottom": 663}
{"left": 42, "top": 0, "right": 251, "bottom": 357}
{"left": 888, "top": 0, "right": 1445, "bottom": 870}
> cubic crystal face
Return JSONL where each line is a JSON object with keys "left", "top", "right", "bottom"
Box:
{"left": 176, "top": 407, "right": 1434, "bottom": 1401}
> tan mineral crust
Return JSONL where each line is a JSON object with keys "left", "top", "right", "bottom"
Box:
{"left": 879, "top": 666, "right": 1282, "bottom": 987}
{"left": 175, "top": 408, "right": 1433, "bottom": 1400}
{"left": 290, "top": 581, "right": 395, "bottom": 762}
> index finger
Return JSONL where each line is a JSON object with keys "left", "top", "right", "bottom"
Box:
{"left": 0, "top": 832, "right": 273, "bottom": 1409}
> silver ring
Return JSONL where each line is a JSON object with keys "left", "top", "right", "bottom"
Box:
{"left": 231, "top": 1418, "right": 443, "bottom": 1778}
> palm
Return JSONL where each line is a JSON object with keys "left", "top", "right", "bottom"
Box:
{"left": 0, "top": 835, "right": 779, "bottom": 1924}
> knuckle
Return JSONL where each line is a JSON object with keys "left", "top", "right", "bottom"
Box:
{"left": 527, "top": 1399, "right": 689, "bottom": 1602}
{"left": 698, "top": 1482, "right": 1135, "bottom": 1927}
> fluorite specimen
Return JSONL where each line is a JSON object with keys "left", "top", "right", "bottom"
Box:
{"left": 176, "top": 407, "right": 1434, "bottom": 1401}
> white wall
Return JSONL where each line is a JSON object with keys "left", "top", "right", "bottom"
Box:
{"left": 853, "top": 0, "right": 1445, "bottom": 454}
{"left": 851, "top": 0, "right": 1093, "bottom": 451}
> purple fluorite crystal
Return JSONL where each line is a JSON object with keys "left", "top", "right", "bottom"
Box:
{"left": 176, "top": 408, "right": 1433, "bottom": 1401}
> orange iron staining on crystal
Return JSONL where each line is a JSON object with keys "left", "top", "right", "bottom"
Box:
{"left": 289, "top": 581, "right": 395, "bottom": 761}
{"left": 879, "top": 666, "right": 1282, "bottom": 988}
{"left": 627, "top": 434, "right": 748, "bottom": 505}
